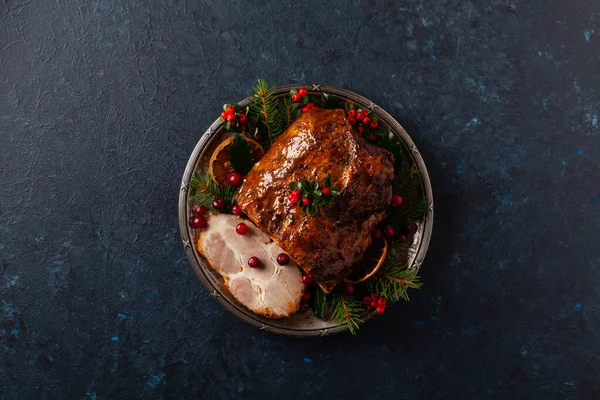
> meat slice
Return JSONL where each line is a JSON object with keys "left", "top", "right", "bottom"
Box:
{"left": 197, "top": 213, "right": 304, "bottom": 318}
{"left": 236, "top": 108, "right": 394, "bottom": 293}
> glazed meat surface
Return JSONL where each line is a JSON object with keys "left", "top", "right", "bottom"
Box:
{"left": 236, "top": 109, "right": 394, "bottom": 293}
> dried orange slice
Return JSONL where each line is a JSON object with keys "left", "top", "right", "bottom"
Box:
{"left": 345, "top": 238, "right": 388, "bottom": 284}
{"left": 209, "top": 136, "right": 264, "bottom": 186}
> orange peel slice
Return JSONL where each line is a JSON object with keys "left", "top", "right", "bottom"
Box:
{"left": 345, "top": 238, "right": 388, "bottom": 284}
{"left": 209, "top": 136, "right": 264, "bottom": 186}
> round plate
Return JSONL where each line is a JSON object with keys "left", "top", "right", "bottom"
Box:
{"left": 179, "top": 84, "right": 434, "bottom": 337}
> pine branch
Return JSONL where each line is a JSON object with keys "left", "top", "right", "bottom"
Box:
{"left": 395, "top": 165, "right": 421, "bottom": 199}
{"left": 367, "top": 241, "right": 422, "bottom": 301}
{"left": 330, "top": 294, "right": 364, "bottom": 335}
{"left": 248, "top": 79, "right": 286, "bottom": 148}
{"left": 283, "top": 95, "right": 301, "bottom": 127}
{"left": 379, "top": 135, "right": 428, "bottom": 227}
{"left": 190, "top": 172, "right": 236, "bottom": 208}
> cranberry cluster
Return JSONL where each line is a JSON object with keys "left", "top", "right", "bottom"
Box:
{"left": 189, "top": 205, "right": 209, "bottom": 229}
{"left": 290, "top": 87, "right": 316, "bottom": 113}
{"left": 287, "top": 188, "right": 302, "bottom": 207}
{"left": 370, "top": 194, "right": 412, "bottom": 242}
{"left": 346, "top": 103, "right": 380, "bottom": 140}
{"left": 220, "top": 104, "right": 248, "bottom": 133}
{"left": 363, "top": 293, "right": 387, "bottom": 314}
{"left": 189, "top": 200, "right": 245, "bottom": 229}
{"left": 373, "top": 223, "right": 413, "bottom": 244}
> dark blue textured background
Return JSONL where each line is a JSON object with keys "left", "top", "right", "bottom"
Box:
{"left": 1, "top": 0, "right": 599, "bottom": 399}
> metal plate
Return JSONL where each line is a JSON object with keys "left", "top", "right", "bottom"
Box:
{"left": 178, "top": 84, "right": 434, "bottom": 337}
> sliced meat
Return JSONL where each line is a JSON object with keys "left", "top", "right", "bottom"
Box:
{"left": 197, "top": 213, "right": 304, "bottom": 319}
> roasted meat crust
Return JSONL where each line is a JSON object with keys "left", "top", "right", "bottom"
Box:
{"left": 236, "top": 109, "right": 394, "bottom": 292}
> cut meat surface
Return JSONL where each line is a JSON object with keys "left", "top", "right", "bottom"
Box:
{"left": 197, "top": 213, "right": 304, "bottom": 318}
{"left": 236, "top": 108, "right": 395, "bottom": 293}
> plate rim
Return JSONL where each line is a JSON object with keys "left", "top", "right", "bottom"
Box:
{"left": 178, "top": 83, "right": 434, "bottom": 337}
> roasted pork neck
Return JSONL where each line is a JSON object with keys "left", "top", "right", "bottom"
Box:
{"left": 236, "top": 109, "right": 394, "bottom": 293}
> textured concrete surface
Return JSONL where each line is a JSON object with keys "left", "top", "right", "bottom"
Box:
{"left": 1, "top": 0, "right": 600, "bottom": 399}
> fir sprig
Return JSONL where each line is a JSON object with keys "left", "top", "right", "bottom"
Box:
{"left": 190, "top": 172, "right": 237, "bottom": 209}
{"left": 283, "top": 95, "right": 301, "bottom": 127}
{"left": 330, "top": 294, "right": 364, "bottom": 335}
{"left": 366, "top": 242, "right": 422, "bottom": 301}
{"left": 248, "top": 79, "right": 286, "bottom": 148}
{"left": 382, "top": 140, "right": 428, "bottom": 226}
{"left": 385, "top": 197, "right": 428, "bottom": 226}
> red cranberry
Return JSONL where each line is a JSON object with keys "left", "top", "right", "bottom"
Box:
{"left": 300, "top": 303, "right": 309, "bottom": 312}
{"left": 298, "top": 88, "right": 307, "bottom": 97}
{"left": 348, "top": 109, "right": 357, "bottom": 118}
{"left": 383, "top": 226, "right": 395, "bottom": 238}
{"left": 190, "top": 216, "right": 207, "bottom": 229}
{"left": 306, "top": 102, "right": 315, "bottom": 109}
{"left": 372, "top": 293, "right": 379, "bottom": 299}
{"left": 193, "top": 206, "right": 208, "bottom": 216}
{"left": 402, "top": 224, "right": 414, "bottom": 234}
{"left": 220, "top": 111, "right": 228, "bottom": 120}
{"left": 226, "top": 113, "right": 236, "bottom": 122}
{"left": 342, "top": 283, "right": 355, "bottom": 295}
{"left": 321, "top": 188, "right": 330, "bottom": 197}
{"left": 356, "top": 111, "right": 366, "bottom": 121}
{"left": 391, "top": 194, "right": 403, "bottom": 206}
{"left": 302, "top": 107, "right": 309, "bottom": 113}
{"left": 228, "top": 173, "right": 243, "bottom": 187}
{"left": 232, "top": 205, "right": 243, "bottom": 216}
{"left": 349, "top": 118, "right": 357, "bottom": 125}
{"left": 236, "top": 222, "right": 248, "bottom": 235}
{"left": 301, "top": 274, "right": 313, "bottom": 286}
{"left": 375, "top": 306, "right": 385, "bottom": 314}
{"left": 248, "top": 257, "right": 259, "bottom": 268}
{"left": 238, "top": 114, "right": 247, "bottom": 123}
{"left": 292, "top": 188, "right": 301, "bottom": 197}
{"left": 372, "top": 228, "right": 382, "bottom": 240}
{"left": 370, "top": 121, "right": 378, "bottom": 129}
{"left": 292, "top": 93, "right": 301, "bottom": 102}
{"left": 358, "top": 126, "right": 364, "bottom": 134}
{"left": 212, "top": 199, "right": 224, "bottom": 210}
{"left": 397, "top": 234, "right": 408, "bottom": 243}
{"left": 276, "top": 253, "right": 290, "bottom": 265}
{"left": 301, "top": 198, "right": 310, "bottom": 206}
{"left": 377, "top": 298, "right": 387, "bottom": 307}
{"left": 363, "top": 116, "right": 371, "bottom": 125}
{"left": 369, "top": 300, "right": 378, "bottom": 309}
{"left": 363, "top": 296, "right": 372, "bottom": 305}
{"left": 302, "top": 292, "right": 312, "bottom": 302}
{"left": 226, "top": 106, "right": 235, "bottom": 114}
